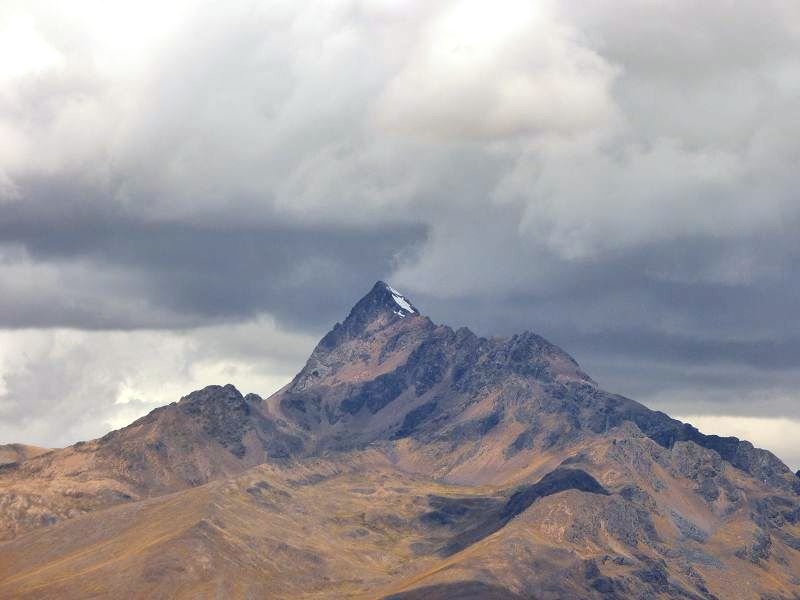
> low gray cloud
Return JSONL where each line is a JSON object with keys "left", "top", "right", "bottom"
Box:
{"left": 0, "top": 0, "right": 798, "bottom": 467}
{"left": 0, "top": 177, "right": 425, "bottom": 330}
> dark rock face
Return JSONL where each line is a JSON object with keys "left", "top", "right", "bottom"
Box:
{"left": 446, "top": 330, "right": 589, "bottom": 394}
{"left": 179, "top": 385, "right": 303, "bottom": 459}
{"left": 445, "top": 410, "right": 503, "bottom": 444}
{"left": 670, "top": 511, "right": 709, "bottom": 543}
{"left": 257, "top": 417, "right": 304, "bottom": 459}
{"left": 340, "top": 371, "right": 407, "bottom": 415}
{"left": 754, "top": 495, "right": 800, "bottom": 529}
{"left": 504, "top": 427, "right": 537, "bottom": 458}
{"left": 632, "top": 558, "right": 672, "bottom": 594}
{"left": 419, "top": 495, "right": 503, "bottom": 529}
{"left": 391, "top": 400, "right": 438, "bottom": 440}
{"left": 736, "top": 529, "right": 772, "bottom": 564}
{"left": 181, "top": 384, "right": 253, "bottom": 457}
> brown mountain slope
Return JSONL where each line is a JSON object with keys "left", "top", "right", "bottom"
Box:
{"left": 0, "top": 384, "right": 303, "bottom": 541}
{"left": 1, "top": 432, "right": 798, "bottom": 599}
{"left": 0, "top": 282, "right": 798, "bottom": 599}
{"left": 0, "top": 444, "right": 50, "bottom": 467}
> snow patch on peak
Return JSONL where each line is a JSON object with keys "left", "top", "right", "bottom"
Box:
{"left": 385, "top": 284, "right": 417, "bottom": 315}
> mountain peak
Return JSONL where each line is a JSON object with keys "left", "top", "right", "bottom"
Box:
{"left": 343, "top": 280, "right": 420, "bottom": 324}
{"left": 315, "top": 281, "right": 420, "bottom": 351}
{"left": 371, "top": 281, "right": 419, "bottom": 317}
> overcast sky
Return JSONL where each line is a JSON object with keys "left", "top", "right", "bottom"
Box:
{"left": 1, "top": 0, "right": 799, "bottom": 469}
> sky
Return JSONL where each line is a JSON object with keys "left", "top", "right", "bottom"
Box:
{"left": 1, "top": 0, "right": 799, "bottom": 470}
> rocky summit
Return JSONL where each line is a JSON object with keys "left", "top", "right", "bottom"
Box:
{"left": 0, "top": 282, "right": 798, "bottom": 599}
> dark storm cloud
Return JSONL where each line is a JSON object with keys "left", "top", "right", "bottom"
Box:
{"left": 0, "top": 222, "right": 426, "bottom": 331}
{"left": 416, "top": 232, "right": 800, "bottom": 346}
{"left": 410, "top": 230, "right": 800, "bottom": 424}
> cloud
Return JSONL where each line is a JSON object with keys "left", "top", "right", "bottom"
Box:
{"left": 0, "top": 318, "right": 317, "bottom": 447}
{"left": 0, "top": 0, "right": 798, "bottom": 467}
{"left": 374, "top": 0, "right": 618, "bottom": 140}
{"left": 0, "top": 175, "right": 425, "bottom": 330}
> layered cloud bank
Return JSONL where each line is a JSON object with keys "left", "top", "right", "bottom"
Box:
{"left": 0, "top": 0, "right": 798, "bottom": 466}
